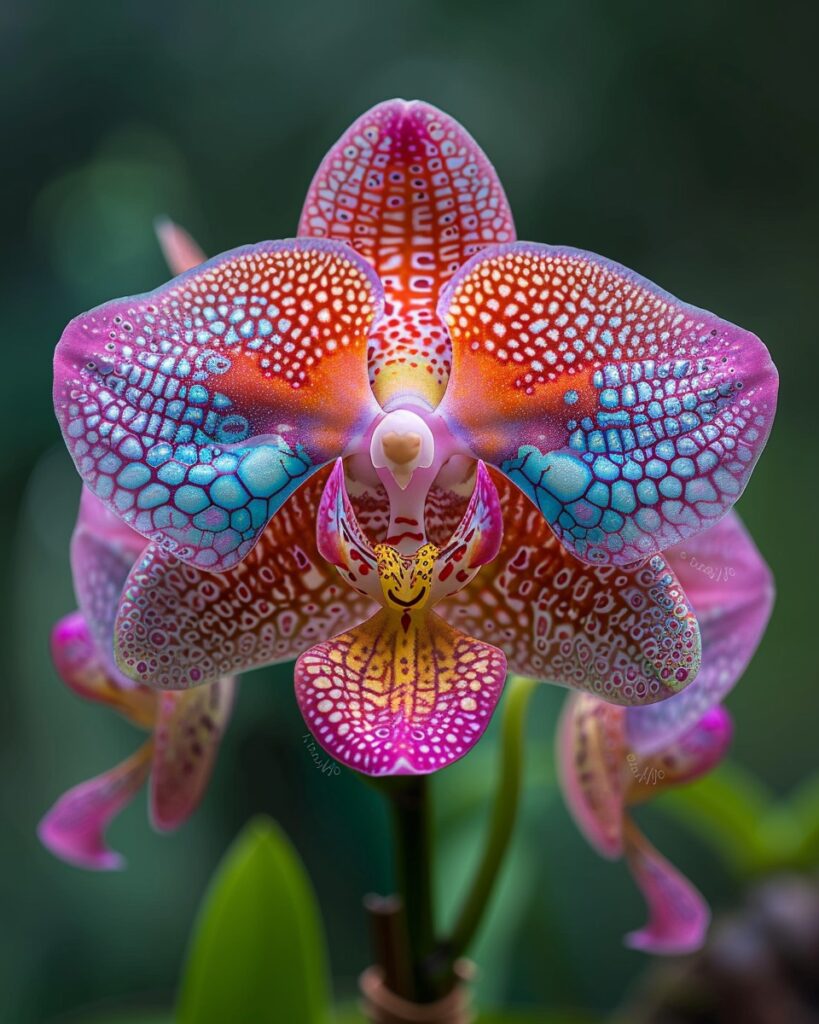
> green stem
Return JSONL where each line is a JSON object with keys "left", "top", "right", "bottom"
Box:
{"left": 381, "top": 775, "right": 439, "bottom": 1001}
{"left": 443, "top": 675, "right": 537, "bottom": 962}
{"left": 365, "top": 675, "right": 537, "bottom": 1001}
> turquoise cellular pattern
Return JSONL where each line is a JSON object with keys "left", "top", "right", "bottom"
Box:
{"left": 54, "top": 240, "right": 382, "bottom": 569}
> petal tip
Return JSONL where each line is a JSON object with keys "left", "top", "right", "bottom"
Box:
{"left": 623, "top": 923, "right": 708, "bottom": 956}
{"left": 37, "top": 810, "right": 125, "bottom": 872}
{"left": 153, "top": 216, "right": 206, "bottom": 276}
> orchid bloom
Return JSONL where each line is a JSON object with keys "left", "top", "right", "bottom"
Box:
{"left": 53, "top": 100, "right": 777, "bottom": 777}
{"left": 559, "top": 510, "right": 774, "bottom": 953}
{"left": 41, "top": 395, "right": 235, "bottom": 868}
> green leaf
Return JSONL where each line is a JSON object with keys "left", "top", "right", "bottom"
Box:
{"left": 83, "top": 1015, "right": 173, "bottom": 1024}
{"left": 333, "top": 1009, "right": 365, "bottom": 1024}
{"left": 80, "top": 1015, "right": 173, "bottom": 1024}
{"left": 177, "top": 816, "right": 331, "bottom": 1024}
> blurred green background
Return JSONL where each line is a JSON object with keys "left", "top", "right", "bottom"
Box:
{"left": 1, "top": 1, "right": 817, "bottom": 1020}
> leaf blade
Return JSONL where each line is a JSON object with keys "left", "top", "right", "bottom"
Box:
{"left": 177, "top": 816, "right": 331, "bottom": 1024}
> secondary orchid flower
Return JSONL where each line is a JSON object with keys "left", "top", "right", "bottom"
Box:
{"left": 560, "top": 695, "right": 731, "bottom": 954}
{"left": 558, "top": 511, "right": 774, "bottom": 953}
{"left": 39, "top": 464, "right": 235, "bottom": 871}
{"left": 53, "top": 99, "right": 777, "bottom": 776}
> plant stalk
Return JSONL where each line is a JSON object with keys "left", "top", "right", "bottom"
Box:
{"left": 381, "top": 775, "right": 440, "bottom": 1001}
{"left": 442, "top": 675, "right": 537, "bottom": 963}
{"left": 366, "top": 675, "right": 537, "bottom": 1003}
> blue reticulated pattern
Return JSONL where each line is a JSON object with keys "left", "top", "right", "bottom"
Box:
{"left": 54, "top": 240, "right": 383, "bottom": 570}
{"left": 502, "top": 354, "right": 768, "bottom": 562}
{"left": 439, "top": 244, "right": 778, "bottom": 566}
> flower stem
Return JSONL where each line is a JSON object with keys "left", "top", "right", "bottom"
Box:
{"left": 441, "top": 675, "right": 537, "bottom": 963}
{"left": 366, "top": 675, "right": 537, "bottom": 1002}
{"left": 380, "top": 774, "right": 440, "bottom": 1001}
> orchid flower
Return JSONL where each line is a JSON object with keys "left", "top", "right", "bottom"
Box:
{"left": 558, "top": 510, "right": 774, "bottom": 953}
{"left": 42, "top": 333, "right": 235, "bottom": 869}
{"left": 53, "top": 100, "right": 777, "bottom": 777}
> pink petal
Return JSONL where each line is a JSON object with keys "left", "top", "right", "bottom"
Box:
{"left": 155, "top": 217, "right": 206, "bottom": 275}
{"left": 315, "top": 459, "right": 382, "bottom": 602}
{"left": 556, "top": 693, "right": 627, "bottom": 858}
{"left": 557, "top": 695, "right": 720, "bottom": 956}
{"left": 439, "top": 470, "right": 701, "bottom": 705}
{"left": 51, "top": 611, "right": 155, "bottom": 727}
{"left": 438, "top": 243, "right": 778, "bottom": 566}
{"left": 115, "top": 466, "right": 375, "bottom": 689}
{"left": 38, "top": 741, "right": 153, "bottom": 870}
{"left": 54, "top": 240, "right": 383, "bottom": 571}
{"left": 295, "top": 611, "right": 506, "bottom": 776}
{"left": 431, "top": 461, "right": 503, "bottom": 601}
{"left": 623, "top": 821, "right": 710, "bottom": 955}
{"left": 627, "top": 512, "right": 773, "bottom": 755}
{"left": 627, "top": 706, "right": 732, "bottom": 802}
{"left": 150, "top": 677, "right": 236, "bottom": 830}
{"left": 299, "top": 99, "right": 515, "bottom": 407}
{"left": 71, "top": 486, "right": 146, "bottom": 681}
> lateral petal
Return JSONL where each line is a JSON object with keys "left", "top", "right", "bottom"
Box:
{"left": 115, "top": 466, "right": 375, "bottom": 688}
{"left": 55, "top": 239, "right": 383, "bottom": 570}
{"left": 439, "top": 243, "right": 778, "bottom": 565}
{"left": 439, "top": 471, "right": 701, "bottom": 705}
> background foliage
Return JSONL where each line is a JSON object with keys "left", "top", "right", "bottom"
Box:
{"left": 1, "top": 1, "right": 817, "bottom": 1020}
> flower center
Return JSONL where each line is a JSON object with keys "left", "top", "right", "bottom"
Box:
{"left": 370, "top": 409, "right": 434, "bottom": 490}
{"left": 381, "top": 431, "right": 421, "bottom": 467}
{"left": 361, "top": 405, "right": 468, "bottom": 555}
